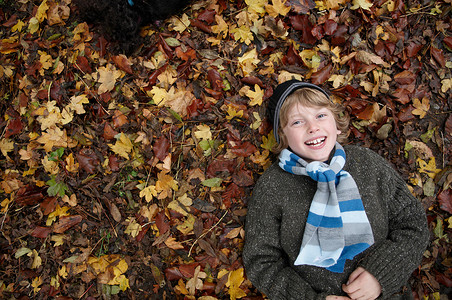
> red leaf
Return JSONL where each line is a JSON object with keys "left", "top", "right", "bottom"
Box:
{"left": 331, "top": 25, "right": 348, "bottom": 46}
{"left": 155, "top": 210, "right": 170, "bottom": 234}
{"left": 241, "top": 76, "right": 264, "bottom": 88}
{"left": 405, "top": 41, "right": 423, "bottom": 58}
{"left": 438, "top": 189, "right": 452, "bottom": 214}
{"left": 75, "top": 56, "right": 92, "bottom": 74}
{"left": 311, "top": 64, "right": 332, "bottom": 85}
{"left": 197, "top": 9, "right": 216, "bottom": 24}
{"left": 232, "top": 169, "right": 254, "bottom": 187}
{"left": 207, "top": 69, "right": 224, "bottom": 91}
{"left": 311, "top": 24, "right": 324, "bottom": 40}
{"left": 164, "top": 267, "right": 185, "bottom": 281}
{"left": 394, "top": 70, "right": 416, "bottom": 85}
{"left": 153, "top": 136, "right": 170, "bottom": 161}
{"left": 109, "top": 155, "right": 120, "bottom": 172}
{"left": 148, "top": 64, "right": 168, "bottom": 86}
{"left": 103, "top": 123, "right": 118, "bottom": 140}
{"left": 40, "top": 197, "right": 57, "bottom": 215}
{"left": 287, "top": 0, "right": 316, "bottom": 14}
{"left": 283, "top": 44, "right": 302, "bottom": 65}
{"left": 392, "top": 88, "right": 411, "bottom": 105}
{"left": 53, "top": 215, "right": 83, "bottom": 233}
{"left": 112, "top": 55, "right": 133, "bottom": 74}
{"left": 30, "top": 226, "right": 52, "bottom": 238}
{"left": 445, "top": 114, "right": 452, "bottom": 137}
{"left": 324, "top": 19, "right": 338, "bottom": 35}
{"left": 186, "top": 98, "right": 205, "bottom": 118}
{"left": 289, "top": 15, "right": 316, "bottom": 44}
{"left": 158, "top": 34, "right": 174, "bottom": 59}
{"left": 76, "top": 148, "right": 100, "bottom": 174}
{"left": 430, "top": 46, "right": 446, "bottom": 68}
{"left": 4, "top": 117, "right": 23, "bottom": 138}
{"left": 397, "top": 105, "right": 415, "bottom": 122}
{"left": 16, "top": 185, "right": 45, "bottom": 206}
{"left": 207, "top": 157, "right": 235, "bottom": 178}
{"left": 231, "top": 141, "right": 257, "bottom": 157}
{"left": 175, "top": 46, "right": 197, "bottom": 61}
{"left": 190, "top": 19, "right": 212, "bottom": 33}
{"left": 443, "top": 36, "right": 452, "bottom": 49}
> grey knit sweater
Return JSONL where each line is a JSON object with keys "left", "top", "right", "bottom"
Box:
{"left": 243, "top": 145, "right": 429, "bottom": 299}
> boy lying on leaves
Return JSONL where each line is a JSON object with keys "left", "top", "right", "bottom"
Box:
{"left": 243, "top": 80, "right": 429, "bottom": 299}
{"left": 72, "top": 0, "right": 190, "bottom": 53}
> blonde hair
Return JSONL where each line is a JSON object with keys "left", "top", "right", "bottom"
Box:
{"left": 274, "top": 88, "right": 349, "bottom": 153}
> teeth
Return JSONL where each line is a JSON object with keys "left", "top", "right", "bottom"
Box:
{"left": 306, "top": 138, "right": 325, "bottom": 145}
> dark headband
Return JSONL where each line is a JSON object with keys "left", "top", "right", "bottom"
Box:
{"left": 267, "top": 80, "right": 330, "bottom": 143}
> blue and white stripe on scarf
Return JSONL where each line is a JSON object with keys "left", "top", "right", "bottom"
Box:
{"left": 279, "top": 142, "right": 374, "bottom": 273}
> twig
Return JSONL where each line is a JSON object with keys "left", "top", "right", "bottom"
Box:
{"left": 188, "top": 210, "right": 228, "bottom": 257}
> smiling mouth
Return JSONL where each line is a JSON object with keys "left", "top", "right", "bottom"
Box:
{"left": 305, "top": 137, "right": 326, "bottom": 146}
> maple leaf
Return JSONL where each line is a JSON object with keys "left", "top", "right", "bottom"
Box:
{"left": 149, "top": 86, "right": 168, "bottom": 106}
{"left": 212, "top": 15, "right": 229, "bottom": 38}
{"left": 441, "top": 78, "right": 452, "bottom": 93}
{"left": 417, "top": 157, "right": 441, "bottom": 179}
{"left": 194, "top": 124, "right": 212, "bottom": 140}
{"left": 165, "top": 236, "right": 185, "bottom": 250}
{"left": 250, "top": 111, "right": 262, "bottom": 129}
{"left": 155, "top": 172, "right": 179, "bottom": 199}
{"left": 246, "top": 0, "right": 267, "bottom": 15}
{"left": 350, "top": 0, "right": 373, "bottom": 10}
{"left": 96, "top": 64, "right": 123, "bottom": 94}
{"left": 238, "top": 49, "right": 260, "bottom": 76}
{"left": 412, "top": 97, "right": 430, "bottom": 119}
{"left": 39, "top": 51, "right": 53, "bottom": 74}
{"left": 265, "top": 0, "right": 291, "bottom": 18}
{"left": 68, "top": 94, "right": 89, "bottom": 114}
{"left": 169, "top": 13, "right": 190, "bottom": 33}
{"left": 31, "top": 276, "right": 43, "bottom": 295}
{"left": 51, "top": 234, "right": 66, "bottom": 247}
{"left": 65, "top": 153, "right": 79, "bottom": 173}
{"left": 226, "top": 105, "right": 244, "bottom": 121}
{"left": 246, "top": 84, "right": 264, "bottom": 106}
{"left": 168, "top": 193, "right": 193, "bottom": 216}
{"left": 46, "top": 204, "right": 70, "bottom": 226}
{"left": 140, "top": 185, "right": 158, "bottom": 203}
{"left": 176, "top": 214, "right": 196, "bottom": 235}
{"left": 261, "top": 131, "right": 276, "bottom": 151}
{"left": 108, "top": 133, "right": 133, "bottom": 159}
{"left": 226, "top": 268, "right": 247, "bottom": 300}
{"left": 231, "top": 25, "right": 254, "bottom": 45}
{"left": 125, "top": 217, "right": 142, "bottom": 238}
{"left": 0, "top": 138, "right": 14, "bottom": 158}
{"left": 29, "top": 249, "right": 42, "bottom": 269}
{"left": 186, "top": 265, "right": 207, "bottom": 295}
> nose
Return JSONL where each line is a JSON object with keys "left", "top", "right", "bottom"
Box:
{"left": 307, "top": 121, "right": 319, "bottom": 133}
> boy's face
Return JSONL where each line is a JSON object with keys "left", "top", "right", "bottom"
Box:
{"left": 282, "top": 103, "right": 340, "bottom": 162}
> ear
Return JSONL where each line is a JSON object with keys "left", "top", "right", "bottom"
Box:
{"left": 337, "top": 129, "right": 341, "bottom": 135}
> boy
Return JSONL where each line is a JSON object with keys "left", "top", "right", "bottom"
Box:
{"left": 243, "top": 80, "right": 429, "bottom": 299}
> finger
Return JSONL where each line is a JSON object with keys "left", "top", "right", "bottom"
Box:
{"left": 347, "top": 267, "right": 365, "bottom": 285}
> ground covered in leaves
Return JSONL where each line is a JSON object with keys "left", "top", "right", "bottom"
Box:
{"left": 0, "top": 0, "right": 451, "bottom": 299}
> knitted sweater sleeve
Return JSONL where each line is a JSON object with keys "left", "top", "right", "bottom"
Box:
{"left": 356, "top": 151, "right": 429, "bottom": 298}
{"left": 243, "top": 178, "right": 328, "bottom": 300}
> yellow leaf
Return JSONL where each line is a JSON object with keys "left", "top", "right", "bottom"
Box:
{"left": 31, "top": 276, "right": 43, "bottom": 295}
{"left": 168, "top": 193, "right": 193, "bottom": 216}
{"left": 350, "top": 0, "right": 373, "bottom": 10}
{"left": 246, "top": 0, "right": 267, "bottom": 15}
{"left": 46, "top": 204, "right": 70, "bottom": 226}
{"left": 139, "top": 185, "right": 158, "bottom": 202}
{"left": 265, "top": 0, "right": 291, "bottom": 18}
{"left": 417, "top": 158, "right": 441, "bottom": 179}
{"left": 65, "top": 153, "right": 79, "bottom": 173}
{"left": 441, "top": 78, "right": 452, "bottom": 93}
{"left": 231, "top": 25, "right": 254, "bottom": 45}
{"left": 28, "top": 17, "right": 39, "bottom": 34}
{"left": 124, "top": 217, "right": 142, "bottom": 238}
{"left": 194, "top": 124, "right": 212, "bottom": 140}
{"left": 96, "top": 64, "right": 123, "bottom": 94}
{"left": 227, "top": 268, "right": 247, "bottom": 300}
{"left": 29, "top": 249, "right": 42, "bottom": 269}
{"left": 226, "top": 105, "right": 244, "bottom": 121}
{"left": 176, "top": 214, "right": 195, "bottom": 235}
{"left": 250, "top": 111, "right": 262, "bottom": 129}
{"left": 109, "top": 133, "right": 133, "bottom": 159}
{"left": 212, "top": 15, "right": 229, "bottom": 38}
{"left": 68, "top": 94, "right": 89, "bottom": 114}
{"left": 261, "top": 131, "right": 276, "bottom": 151}
{"left": 36, "top": 0, "right": 49, "bottom": 22}
{"left": 155, "top": 171, "right": 179, "bottom": 198}
{"left": 12, "top": 19, "right": 25, "bottom": 32}
{"left": 0, "top": 138, "right": 14, "bottom": 157}
{"left": 169, "top": 13, "right": 190, "bottom": 33}
{"left": 39, "top": 50, "right": 53, "bottom": 73}
{"left": 165, "top": 236, "right": 185, "bottom": 250}
{"left": 246, "top": 84, "right": 264, "bottom": 106}
{"left": 51, "top": 234, "right": 66, "bottom": 247}
{"left": 228, "top": 285, "right": 247, "bottom": 300}
{"left": 412, "top": 97, "right": 430, "bottom": 119}
{"left": 58, "top": 265, "right": 68, "bottom": 279}
{"left": 149, "top": 86, "right": 168, "bottom": 106}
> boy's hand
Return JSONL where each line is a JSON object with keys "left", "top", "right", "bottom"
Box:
{"left": 326, "top": 296, "right": 351, "bottom": 300}
{"left": 342, "top": 267, "right": 381, "bottom": 300}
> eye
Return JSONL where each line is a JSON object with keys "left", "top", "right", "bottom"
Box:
{"left": 291, "top": 120, "right": 304, "bottom": 126}
{"left": 317, "top": 113, "right": 327, "bottom": 119}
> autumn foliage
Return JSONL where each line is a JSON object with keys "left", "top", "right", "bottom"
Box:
{"left": 0, "top": 0, "right": 451, "bottom": 299}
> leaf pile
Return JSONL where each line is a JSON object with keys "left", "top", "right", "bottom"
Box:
{"left": 0, "top": 0, "right": 451, "bottom": 299}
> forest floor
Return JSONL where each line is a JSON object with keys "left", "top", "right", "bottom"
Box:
{"left": 0, "top": 0, "right": 451, "bottom": 299}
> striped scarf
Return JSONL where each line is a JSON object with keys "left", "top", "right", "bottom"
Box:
{"left": 279, "top": 143, "right": 374, "bottom": 273}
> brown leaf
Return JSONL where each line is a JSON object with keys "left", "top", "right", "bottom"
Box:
{"left": 153, "top": 136, "right": 170, "bottom": 161}
{"left": 197, "top": 9, "right": 216, "bottom": 24}
{"left": 231, "top": 142, "right": 257, "bottom": 157}
{"left": 155, "top": 210, "right": 170, "bottom": 234}
{"left": 15, "top": 185, "right": 45, "bottom": 206}
{"left": 443, "top": 36, "right": 452, "bottom": 49}
{"left": 324, "top": 19, "right": 338, "bottom": 36}
{"left": 445, "top": 114, "right": 452, "bottom": 137}
{"left": 112, "top": 54, "right": 133, "bottom": 74}
{"left": 30, "top": 226, "right": 52, "bottom": 238}
{"left": 430, "top": 47, "right": 446, "bottom": 68}
{"left": 405, "top": 41, "right": 423, "bottom": 58}
{"left": 232, "top": 169, "right": 254, "bottom": 187}
{"left": 287, "top": 0, "right": 316, "bottom": 14}
{"left": 438, "top": 189, "right": 452, "bottom": 214}
{"left": 190, "top": 19, "right": 212, "bottom": 33}
{"left": 53, "top": 215, "right": 83, "bottom": 233}
{"left": 394, "top": 70, "right": 416, "bottom": 85}
{"left": 311, "top": 64, "right": 332, "bottom": 85}
{"left": 40, "top": 197, "right": 57, "bottom": 215}
{"left": 103, "top": 123, "right": 118, "bottom": 140}
{"left": 289, "top": 15, "right": 316, "bottom": 44}
{"left": 207, "top": 69, "right": 224, "bottom": 91}
{"left": 75, "top": 55, "right": 92, "bottom": 73}
{"left": 4, "top": 117, "right": 23, "bottom": 138}
{"left": 76, "top": 148, "right": 100, "bottom": 174}
{"left": 112, "top": 110, "right": 128, "bottom": 128}
{"left": 109, "top": 202, "right": 122, "bottom": 222}
{"left": 282, "top": 43, "right": 303, "bottom": 65}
